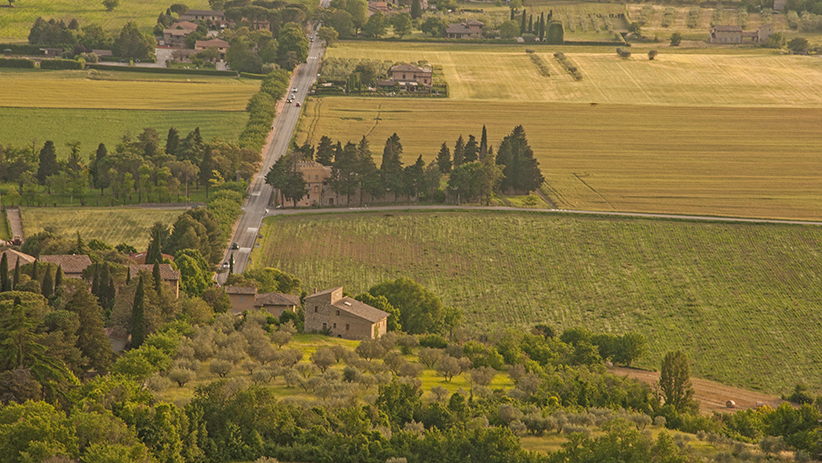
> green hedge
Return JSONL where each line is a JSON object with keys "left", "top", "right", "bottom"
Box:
{"left": 40, "top": 59, "right": 83, "bottom": 70}
{"left": 240, "top": 72, "right": 266, "bottom": 79}
{"left": 0, "top": 44, "right": 46, "bottom": 55}
{"left": 100, "top": 55, "right": 156, "bottom": 63}
{"left": 564, "top": 40, "right": 629, "bottom": 46}
{"left": 86, "top": 64, "right": 238, "bottom": 76}
{"left": 0, "top": 58, "right": 36, "bottom": 68}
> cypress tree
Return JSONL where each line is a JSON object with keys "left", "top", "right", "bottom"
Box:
{"left": 411, "top": 0, "right": 421, "bottom": 19}
{"left": 229, "top": 254, "right": 234, "bottom": 275}
{"left": 480, "top": 125, "right": 488, "bottom": 160}
{"left": 152, "top": 261, "right": 163, "bottom": 294}
{"left": 0, "top": 253, "right": 9, "bottom": 292}
{"left": 529, "top": 14, "right": 533, "bottom": 33}
{"left": 55, "top": 265, "right": 64, "bottom": 289}
{"left": 75, "top": 232, "right": 86, "bottom": 255}
{"left": 126, "top": 268, "right": 131, "bottom": 285}
{"left": 131, "top": 276, "right": 146, "bottom": 349}
{"left": 105, "top": 277, "right": 116, "bottom": 317}
{"left": 510, "top": 8, "right": 515, "bottom": 20}
{"left": 98, "top": 264, "right": 111, "bottom": 308}
{"left": 42, "top": 268, "right": 54, "bottom": 299}
{"left": 166, "top": 127, "right": 180, "bottom": 156}
{"left": 37, "top": 140, "right": 59, "bottom": 185}
{"left": 92, "top": 143, "right": 108, "bottom": 193}
{"left": 521, "top": 10, "right": 527, "bottom": 36}
{"left": 66, "top": 285, "right": 114, "bottom": 372}
{"left": 12, "top": 257, "right": 20, "bottom": 290}
{"left": 436, "top": 142, "right": 452, "bottom": 174}
{"left": 539, "top": 13, "right": 545, "bottom": 41}
{"left": 453, "top": 135, "right": 465, "bottom": 168}
{"left": 91, "top": 264, "right": 100, "bottom": 298}
{"left": 31, "top": 259, "right": 38, "bottom": 281}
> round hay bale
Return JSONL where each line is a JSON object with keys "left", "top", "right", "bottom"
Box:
{"left": 726, "top": 400, "right": 736, "bottom": 408}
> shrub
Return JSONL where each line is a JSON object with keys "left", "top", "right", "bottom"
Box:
{"left": 670, "top": 32, "right": 682, "bottom": 46}
{"left": 419, "top": 333, "right": 448, "bottom": 348}
{"left": 40, "top": 59, "right": 83, "bottom": 69}
{"left": 0, "top": 58, "right": 36, "bottom": 68}
{"left": 616, "top": 48, "right": 632, "bottom": 58}
{"left": 554, "top": 52, "right": 582, "bottom": 80}
{"left": 648, "top": 50, "right": 658, "bottom": 60}
{"left": 529, "top": 54, "right": 550, "bottom": 76}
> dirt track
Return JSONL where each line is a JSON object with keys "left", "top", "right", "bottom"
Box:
{"left": 609, "top": 367, "right": 787, "bottom": 414}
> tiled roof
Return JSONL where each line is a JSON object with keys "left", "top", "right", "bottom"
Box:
{"left": 255, "top": 292, "right": 300, "bottom": 306}
{"left": 465, "top": 19, "right": 484, "bottom": 26}
{"left": 129, "top": 264, "right": 181, "bottom": 281}
{"left": 164, "top": 29, "right": 191, "bottom": 36}
{"left": 171, "top": 21, "right": 198, "bottom": 30}
{"left": 225, "top": 285, "right": 257, "bottom": 295}
{"left": 333, "top": 297, "right": 389, "bottom": 323}
{"left": 195, "top": 39, "right": 230, "bottom": 48}
{"left": 39, "top": 254, "right": 92, "bottom": 274}
{"left": 306, "top": 287, "right": 342, "bottom": 299}
{"left": 391, "top": 63, "right": 426, "bottom": 72}
{"left": 128, "top": 252, "right": 174, "bottom": 264}
{"left": 0, "top": 249, "right": 36, "bottom": 271}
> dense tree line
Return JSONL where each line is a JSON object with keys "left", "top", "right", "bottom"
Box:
{"left": 267, "top": 125, "right": 544, "bottom": 207}
{"left": 28, "top": 18, "right": 155, "bottom": 59}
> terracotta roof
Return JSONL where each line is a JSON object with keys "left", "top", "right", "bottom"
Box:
{"left": 446, "top": 23, "right": 474, "bottom": 34}
{"left": 171, "top": 21, "right": 198, "bottom": 30}
{"left": 185, "top": 9, "right": 225, "bottom": 16}
{"left": 713, "top": 25, "right": 743, "bottom": 32}
{"left": 0, "top": 249, "right": 36, "bottom": 271}
{"left": 255, "top": 292, "right": 300, "bottom": 307}
{"left": 39, "top": 254, "right": 92, "bottom": 274}
{"left": 391, "top": 63, "right": 426, "bottom": 72}
{"left": 195, "top": 39, "right": 230, "bottom": 48}
{"left": 225, "top": 285, "right": 257, "bottom": 295}
{"left": 333, "top": 297, "right": 389, "bottom": 323}
{"left": 129, "top": 264, "right": 181, "bottom": 281}
{"left": 306, "top": 287, "right": 342, "bottom": 299}
{"left": 164, "top": 29, "right": 191, "bottom": 36}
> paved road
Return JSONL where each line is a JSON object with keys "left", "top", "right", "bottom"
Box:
{"left": 264, "top": 204, "right": 822, "bottom": 227}
{"left": 218, "top": 21, "right": 327, "bottom": 282}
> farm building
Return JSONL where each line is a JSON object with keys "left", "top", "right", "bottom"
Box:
{"left": 195, "top": 39, "right": 230, "bottom": 59}
{"left": 225, "top": 285, "right": 300, "bottom": 317}
{"left": 445, "top": 20, "right": 484, "bottom": 39}
{"left": 304, "top": 287, "right": 389, "bottom": 340}
{"left": 709, "top": 23, "right": 773, "bottom": 44}
{"left": 180, "top": 9, "right": 225, "bottom": 23}
{"left": 39, "top": 254, "right": 92, "bottom": 279}
{"left": 129, "top": 264, "right": 181, "bottom": 298}
{"left": 389, "top": 63, "right": 433, "bottom": 87}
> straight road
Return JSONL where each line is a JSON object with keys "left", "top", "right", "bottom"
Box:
{"left": 219, "top": 22, "right": 327, "bottom": 282}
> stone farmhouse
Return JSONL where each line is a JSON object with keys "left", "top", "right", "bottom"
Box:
{"left": 304, "top": 287, "right": 389, "bottom": 340}
{"left": 225, "top": 286, "right": 300, "bottom": 317}
{"left": 445, "top": 20, "right": 484, "bottom": 39}
{"left": 129, "top": 264, "right": 181, "bottom": 298}
{"left": 195, "top": 39, "right": 230, "bottom": 59}
{"left": 389, "top": 63, "right": 433, "bottom": 87}
{"left": 180, "top": 9, "right": 226, "bottom": 24}
{"left": 39, "top": 255, "right": 92, "bottom": 279}
{"left": 163, "top": 21, "right": 198, "bottom": 46}
{"left": 709, "top": 23, "right": 773, "bottom": 44}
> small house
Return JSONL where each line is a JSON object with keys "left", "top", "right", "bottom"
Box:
{"left": 255, "top": 292, "right": 300, "bottom": 318}
{"left": 129, "top": 264, "right": 181, "bottom": 298}
{"left": 304, "top": 287, "right": 389, "bottom": 340}
{"left": 445, "top": 20, "right": 484, "bottom": 39}
{"left": 181, "top": 9, "right": 225, "bottom": 23}
{"left": 194, "top": 39, "right": 230, "bottom": 59}
{"left": 39, "top": 254, "right": 92, "bottom": 279}
{"left": 0, "top": 249, "right": 36, "bottom": 272}
{"left": 225, "top": 286, "right": 258, "bottom": 314}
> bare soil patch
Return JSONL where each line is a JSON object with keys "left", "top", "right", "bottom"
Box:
{"left": 609, "top": 366, "right": 787, "bottom": 414}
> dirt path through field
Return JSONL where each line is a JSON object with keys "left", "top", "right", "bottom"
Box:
{"left": 6, "top": 208, "right": 23, "bottom": 241}
{"left": 609, "top": 367, "right": 786, "bottom": 414}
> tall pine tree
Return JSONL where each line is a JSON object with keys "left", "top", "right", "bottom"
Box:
{"left": 453, "top": 135, "right": 466, "bottom": 168}
{"left": 36, "top": 140, "right": 59, "bottom": 185}
{"left": 495, "top": 125, "right": 545, "bottom": 193}
{"left": 479, "top": 125, "right": 488, "bottom": 161}
{"left": 411, "top": 0, "right": 421, "bottom": 19}
{"left": 315, "top": 135, "right": 334, "bottom": 166}
{"left": 131, "top": 276, "right": 147, "bottom": 349}
{"left": 380, "top": 133, "right": 404, "bottom": 202}
{"left": 166, "top": 127, "right": 180, "bottom": 156}
{"left": 464, "top": 135, "right": 479, "bottom": 163}
{"left": 66, "top": 285, "right": 113, "bottom": 372}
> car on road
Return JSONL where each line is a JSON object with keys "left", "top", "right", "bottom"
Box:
{"left": 295, "top": 102, "right": 301, "bottom": 107}
{"left": 230, "top": 242, "right": 239, "bottom": 249}
{"left": 292, "top": 88, "right": 298, "bottom": 92}
{"left": 221, "top": 262, "right": 229, "bottom": 269}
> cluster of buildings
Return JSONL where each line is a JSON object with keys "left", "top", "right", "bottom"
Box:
{"left": 709, "top": 23, "right": 774, "bottom": 44}
{"left": 226, "top": 286, "right": 389, "bottom": 340}
{"left": 160, "top": 10, "right": 232, "bottom": 60}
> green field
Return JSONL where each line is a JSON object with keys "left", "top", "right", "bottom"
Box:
{"left": 21, "top": 207, "right": 183, "bottom": 249}
{"left": 297, "top": 97, "right": 822, "bottom": 221}
{"left": 0, "top": 0, "right": 210, "bottom": 41}
{"left": 325, "top": 42, "right": 822, "bottom": 106}
{"left": 0, "top": 107, "right": 247, "bottom": 155}
{"left": 251, "top": 210, "right": 822, "bottom": 394}
{"left": 0, "top": 69, "right": 259, "bottom": 155}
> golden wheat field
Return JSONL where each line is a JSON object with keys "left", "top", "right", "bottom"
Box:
{"left": 325, "top": 42, "right": 822, "bottom": 106}
{"left": 298, "top": 97, "right": 822, "bottom": 220}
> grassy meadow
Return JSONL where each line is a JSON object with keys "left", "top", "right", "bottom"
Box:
{"left": 21, "top": 207, "right": 183, "bottom": 249}
{"left": 0, "top": 0, "right": 210, "bottom": 41}
{"left": 325, "top": 42, "right": 822, "bottom": 106}
{"left": 297, "top": 97, "right": 822, "bottom": 220}
{"left": 251, "top": 210, "right": 822, "bottom": 394}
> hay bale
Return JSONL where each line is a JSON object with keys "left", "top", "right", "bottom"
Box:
{"left": 756, "top": 401, "right": 764, "bottom": 408}
{"left": 725, "top": 400, "right": 736, "bottom": 408}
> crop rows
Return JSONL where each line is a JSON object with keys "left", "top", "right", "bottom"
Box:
{"left": 252, "top": 211, "right": 822, "bottom": 394}
{"left": 21, "top": 207, "right": 183, "bottom": 249}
